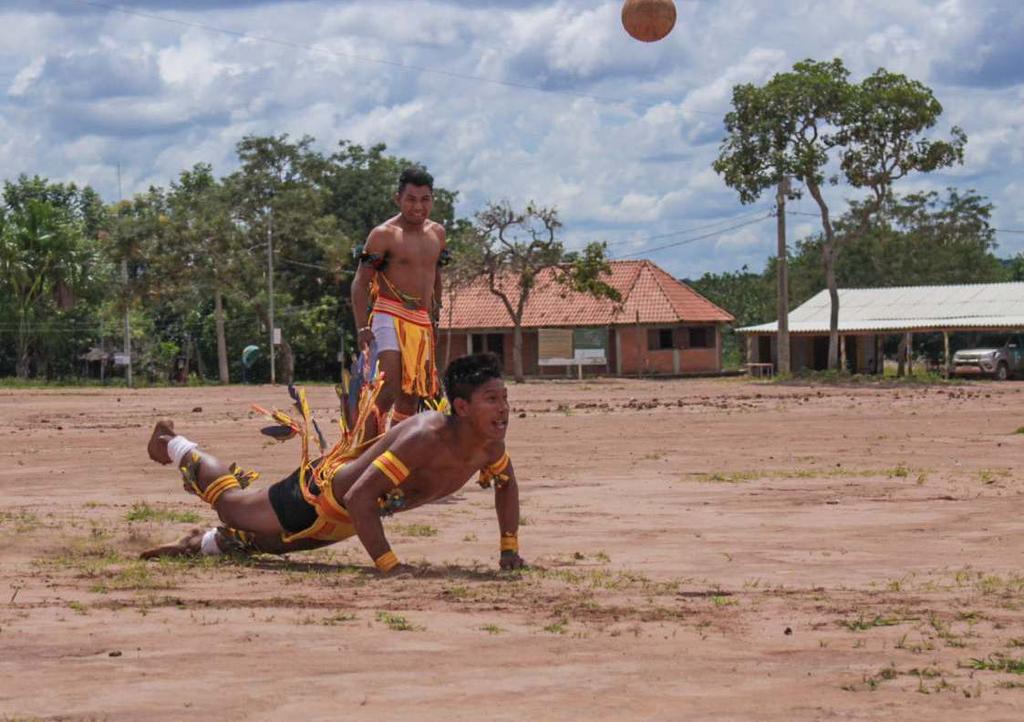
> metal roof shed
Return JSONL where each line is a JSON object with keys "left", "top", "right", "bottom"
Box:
{"left": 736, "top": 282, "right": 1024, "bottom": 374}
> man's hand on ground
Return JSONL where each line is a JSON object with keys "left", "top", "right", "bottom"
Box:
{"left": 500, "top": 551, "right": 526, "bottom": 570}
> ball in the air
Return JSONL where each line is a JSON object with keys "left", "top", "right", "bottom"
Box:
{"left": 621, "top": 0, "right": 677, "bottom": 43}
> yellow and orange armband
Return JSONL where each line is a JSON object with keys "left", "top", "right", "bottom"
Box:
{"left": 372, "top": 450, "right": 410, "bottom": 486}
{"left": 478, "top": 452, "right": 511, "bottom": 489}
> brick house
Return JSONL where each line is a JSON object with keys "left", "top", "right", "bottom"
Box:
{"left": 437, "top": 259, "right": 734, "bottom": 376}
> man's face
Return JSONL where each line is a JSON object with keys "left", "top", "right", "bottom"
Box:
{"left": 460, "top": 378, "right": 509, "bottom": 441}
{"left": 395, "top": 184, "right": 433, "bottom": 226}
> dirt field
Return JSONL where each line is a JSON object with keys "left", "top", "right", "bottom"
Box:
{"left": 2, "top": 376, "right": 1024, "bottom": 721}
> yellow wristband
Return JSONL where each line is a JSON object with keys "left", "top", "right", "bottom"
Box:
{"left": 500, "top": 535, "right": 518, "bottom": 552}
{"left": 374, "top": 550, "right": 399, "bottom": 573}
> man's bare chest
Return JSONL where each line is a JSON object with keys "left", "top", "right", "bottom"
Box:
{"left": 387, "top": 230, "right": 441, "bottom": 268}
{"left": 397, "top": 456, "right": 485, "bottom": 509}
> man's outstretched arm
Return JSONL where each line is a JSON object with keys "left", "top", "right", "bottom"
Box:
{"left": 493, "top": 461, "right": 525, "bottom": 570}
{"left": 342, "top": 432, "right": 430, "bottom": 574}
{"left": 341, "top": 465, "right": 396, "bottom": 571}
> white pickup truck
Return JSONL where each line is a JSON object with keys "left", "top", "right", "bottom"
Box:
{"left": 951, "top": 334, "right": 1024, "bottom": 380}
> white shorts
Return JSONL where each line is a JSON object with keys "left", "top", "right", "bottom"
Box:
{"left": 371, "top": 311, "right": 400, "bottom": 354}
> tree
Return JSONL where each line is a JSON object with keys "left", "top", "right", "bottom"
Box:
{"left": 225, "top": 134, "right": 337, "bottom": 384}
{"left": 787, "top": 188, "right": 1002, "bottom": 294}
{"left": 467, "top": 201, "right": 620, "bottom": 382}
{"left": 0, "top": 176, "right": 105, "bottom": 378}
{"left": 439, "top": 218, "right": 483, "bottom": 368}
{"left": 689, "top": 266, "right": 774, "bottom": 367}
{"left": 164, "top": 165, "right": 243, "bottom": 383}
{"left": 715, "top": 58, "right": 965, "bottom": 370}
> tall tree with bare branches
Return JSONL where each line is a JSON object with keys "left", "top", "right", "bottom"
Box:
{"left": 468, "top": 201, "right": 619, "bottom": 382}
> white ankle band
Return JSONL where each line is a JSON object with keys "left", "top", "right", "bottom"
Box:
{"left": 167, "top": 435, "right": 199, "bottom": 468}
{"left": 200, "top": 529, "right": 222, "bottom": 556}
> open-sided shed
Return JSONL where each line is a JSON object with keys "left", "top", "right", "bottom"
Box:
{"left": 737, "top": 282, "right": 1024, "bottom": 373}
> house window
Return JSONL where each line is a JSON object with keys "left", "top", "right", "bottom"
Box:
{"left": 471, "top": 333, "right": 505, "bottom": 357}
{"left": 689, "top": 328, "right": 712, "bottom": 348}
{"left": 648, "top": 328, "right": 673, "bottom": 350}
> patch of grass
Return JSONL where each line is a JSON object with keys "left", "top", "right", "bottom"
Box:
{"left": 90, "top": 562, "right": 177, "bottom": 593}
{"left": 67, "top": 600, "right": 88, "bottom": 615}
{"left": 978, "top": 468, "right": 1011, "bottom": 485}
{"left": 480, "top": 624, "right": 505, "bottom": 635}
{"left": 376, "top": 611, "right": 419, "bottom": 631}
{"left": 543, "top": 618, "right": 568, "bottom": 634}
{"left": 390, "top": 523, "right": 438, "bottom": 538}
{"left": 889, "top": 464, "right": 909, "bottom": 479}
{"left": 967, "top": 654, "right": 1024, "bottom": 674}
{"left": 0, "top": 511, "right": 42, "bottom": 533}
{"left": 442, "top": 584, "right": 470, "bottom": 600}
{"left": 689, "top": 471, "right": 760, "bottom": 483}
{"left": 461, "top": 533, "right": 477, "bottom": 542}
{"left": 683, "top": 466, "right": 925, "bottom": 484}
{"left": 125, "top": 503, "right": 201, "bottom": 524}
{"left": 1014, "top": 427, "right": 1024, "bottom": 435}
{"left": 843, "top": 663, "right": 902, "bottom": 692}
{"left": 41, "top": 542, "right": 128, "bottom": 576}
{"left": 301, "top": 612, "right": 356, "bottom": 626}
{"left": 527, "top": 566, "right": 650, "bottom": 591}
{"left": 840, "top": 614, "right": 906, "bottom": 632}
{"left": 594, "top": 551, "right": 610, "bottom": 563}
{"left": 928, "top": 615, "right": 967, "bottom": 648}
{"left": 711, "top": 595, "right": 736, "bottom": 607}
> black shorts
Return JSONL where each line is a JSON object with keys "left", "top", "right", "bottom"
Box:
{"left": 267, "top": 468, "right": 319, "bottom": 534}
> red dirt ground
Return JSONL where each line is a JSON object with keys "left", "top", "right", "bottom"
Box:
{"left": 2, "top": 377, "right": 1024, "bottom": 720}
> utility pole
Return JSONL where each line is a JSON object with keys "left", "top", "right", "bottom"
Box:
{"left": 267, "top": 210, "right": 276, "bottom": 385}
{"left": 775, "top": 176, "right": 791, "bottom": 376}
{"left": 117, "top": 162, "right": 133, "bottom": 388}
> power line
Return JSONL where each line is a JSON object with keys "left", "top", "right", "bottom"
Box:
{"left": 599, "top": 208, "right": 771, "bottom": 247}
{"left": 612, "top": 213, "right": 774, "bottom": 259}
{"left": 785, "top": 209, "right": 1024, "bottom": 234}
{"left": 66, "top": 0, "right": 722, "bottom": 116}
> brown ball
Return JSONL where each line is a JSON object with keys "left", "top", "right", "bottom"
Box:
{"left": 621, "top": 0, "right": 677, "bottom": 43}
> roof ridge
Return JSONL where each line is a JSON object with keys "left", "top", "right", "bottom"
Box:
{"left": 657, "top": 266, "right": 735, "bottom": 320}
{"left": 644, "top": 261, "right": 686, "bottom": 317}
{"left": 618, "top": 261, "right": 646, "bottom": 307}
{"left": 837, "top": 281, "right": 1024, "bottom": 292}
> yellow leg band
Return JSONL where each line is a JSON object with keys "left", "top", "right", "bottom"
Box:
{"left": 500, "top": 535, "right": 519, "bottom": 552}
{"left": 375, "top": 550, "right": 400, "bottom": 573}
{"left": 201, "top": 474, "right": 241, "bottom": 506}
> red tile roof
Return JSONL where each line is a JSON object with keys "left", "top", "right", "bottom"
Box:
{"left": 439, "top": 260, "right": 734, "bottom": 330}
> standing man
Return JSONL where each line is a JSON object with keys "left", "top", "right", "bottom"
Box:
{"left": 351, "top": 167, "right": 447, "bottom": 437}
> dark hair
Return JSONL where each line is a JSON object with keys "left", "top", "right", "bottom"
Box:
{"left": 445, "top": 352, "right": 503, "bottom": 406}
{"left": 398, "top": 166, "right": 434, "bottom": 195}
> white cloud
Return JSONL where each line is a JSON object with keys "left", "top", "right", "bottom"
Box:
{"left": 7, "top": 56, "right": 44, "bottom": 97}
{"left": 0, "top": 0, "right": 1022, "bottom": 273}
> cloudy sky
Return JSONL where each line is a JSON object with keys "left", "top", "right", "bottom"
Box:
{"left": 3, "top": 0, "right": 1023, "bottom": 278}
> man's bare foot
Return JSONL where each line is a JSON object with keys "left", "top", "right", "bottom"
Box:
{"left": 140, "top": 527, "right": 205, "bottom": 560}
{"left": 147, "top": 419, "right": 176, "bottom": 464}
